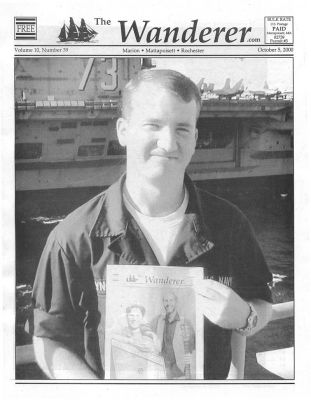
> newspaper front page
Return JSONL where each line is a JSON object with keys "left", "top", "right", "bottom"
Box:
{"left": 104, "top": 265, "right": 203, "bottom": 379}
{"left": 2, "top": 0, "right": 308, "bottom": 397}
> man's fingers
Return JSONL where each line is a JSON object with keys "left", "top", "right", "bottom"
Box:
{"left": 195, "top": 283, "right": 216, "bottom": 299}
{"left": 195, "top": 279, "right": 230, "bottom": 297}
{"left": 203, "top": 278, "right": 231, "bottom": 290}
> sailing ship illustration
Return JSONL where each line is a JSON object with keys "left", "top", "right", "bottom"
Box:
{"left": 58, "top": 17, "right": 98, "bottom": 42}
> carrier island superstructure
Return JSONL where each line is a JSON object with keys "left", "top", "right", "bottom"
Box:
{"left": 15, "top": 58, "right": 293, "bottom": 191}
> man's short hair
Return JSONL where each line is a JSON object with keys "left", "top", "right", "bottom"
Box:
{"left": 121, "top": 69, "right": 202, "bottom": 119}
{"left": 126, "top": 304, "right": 146, "bottom": 316}
{"left": 162, "top": 290, "right": 178, "bottom": 302}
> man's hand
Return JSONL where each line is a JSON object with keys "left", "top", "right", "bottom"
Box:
{"left": 195, "top": 279, "right": 250, "bottom": 330}
{"left": 131, "top": 338, "right": 154, "bottom": 352}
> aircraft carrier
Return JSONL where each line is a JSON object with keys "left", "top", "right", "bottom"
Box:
{"left": 15, "top": 57, "right": 293, "bottom": 191}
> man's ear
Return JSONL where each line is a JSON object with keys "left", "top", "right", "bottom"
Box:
{"left": 189, "top": 128, "right": 198, "bottom": 159}
{"left": 195, "top": 128, "right": 198, "bottom": 141}
{"left": 116, "top": 117, "right": 128, "bottom": 147}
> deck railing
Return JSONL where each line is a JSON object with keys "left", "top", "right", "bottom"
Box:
{"left": 16, "top": 301, "right": 294, "bottom": 379}
{"left": 228, "top": 301, "right": 294, "bottom": 379}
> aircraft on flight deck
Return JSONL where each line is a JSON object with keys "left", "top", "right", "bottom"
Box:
{"left": 249, "top": 81, "right": 281, "bottom": 100}
{"left": 278, "top": 89, "right": 293, "bottom": 100}
{"left": 196, "top": 78, "right": 214, "bottom": 94}
{"left": 197, "top": 78, "right": 243, "bottom": 99}
{"left": 213, "top": 78, "right": 244, "bottom": 100}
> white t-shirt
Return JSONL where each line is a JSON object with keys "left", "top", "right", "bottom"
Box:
{"left": 123, "top": 189, "right": 189, "bottom": 265}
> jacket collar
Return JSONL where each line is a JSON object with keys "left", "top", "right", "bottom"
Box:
{"left": 163, "top": 310, "right": 180, "bottom": 323}
{"left": 183, "top": 173, "right": 213, "bottom": 242}
{"left": 90, "top": 173, "right": 128, "bottom": 238}
{"left": 90, "top": 173, "right": 214, "bottom": 246}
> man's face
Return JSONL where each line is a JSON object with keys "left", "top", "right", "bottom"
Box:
{"left": 163, "top": 293, "right": 177, "bottom": 315}
{"left": 117, "top": 82, "right": 198, "bottom": 181}
{"left": 127, "top": 307, "right": 144, "bottom": 330}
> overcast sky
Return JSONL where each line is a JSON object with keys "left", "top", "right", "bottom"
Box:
{"left": 155, "top": 58, "right": 293, "bottom": 91}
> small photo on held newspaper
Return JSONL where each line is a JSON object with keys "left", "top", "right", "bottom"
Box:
{"left": 105, "top": 265, "right": 203, "bottom": 380}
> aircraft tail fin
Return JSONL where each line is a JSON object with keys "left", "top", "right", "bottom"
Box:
{"left": 222, "top": 78, "right": 231, "bottom": 90}
{"left": 204, "top": 83, "right": 214, "bottom": 92}
{"left": 231, "top": 79, "right": 243, "bottom": 91}
{"left": 196, "top": 78, "right": 204, "bottom": 91}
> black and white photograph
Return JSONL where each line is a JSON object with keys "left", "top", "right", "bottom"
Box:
{"left": 104, "top": 265, "right": 203, "bottom": 379}
{"left": 14, "top": 56, "right": 294, "bottom": 382}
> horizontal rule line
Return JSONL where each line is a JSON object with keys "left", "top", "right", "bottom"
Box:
{"left": 16, "top": 382, "right": 295, "bottom": 385}
{"left": 13, "top": 55, "right": 294, "bottom": 58}
{"left": 13, "top": 44, "right": 294, "bottom": 47}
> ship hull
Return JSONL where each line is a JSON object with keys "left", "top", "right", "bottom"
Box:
{"left": 15, "top": 155, "right": 293, "bottom": 191}
{"left": 15, "top": 103, "right": 293, "bottom": 191}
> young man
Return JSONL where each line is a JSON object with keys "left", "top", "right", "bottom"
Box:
{"left": 110, "top": 305, "right": 165, "bottom": 379}
{"left": 32, "top": 69, "right": 272, "bottom": 380}
{"left": 114, "top": 305, "right": 161, "bottom": 355}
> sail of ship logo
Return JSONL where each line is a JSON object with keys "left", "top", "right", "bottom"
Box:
{"left": 126, "top": 274, "right": 138, "bottom": 283}
{"left": 58, "top": 17, "right": 98, "bottom": 42}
